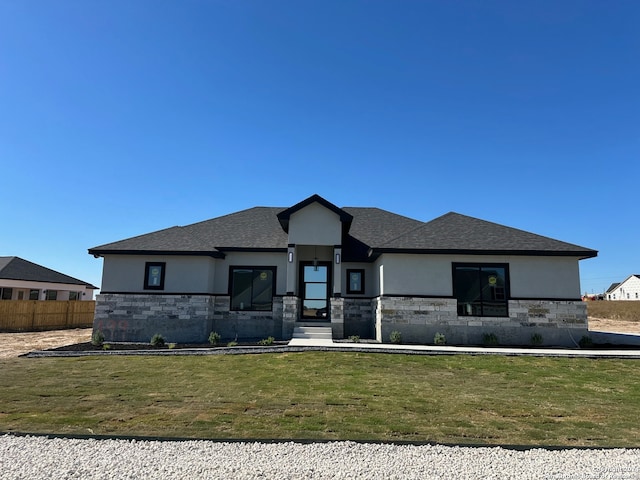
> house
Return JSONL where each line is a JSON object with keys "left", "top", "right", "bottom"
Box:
{"left": 89, "top": 194, "right": 597, "bottom": 346}
{"left": 605, "top": 275, "right": 640, "bottom": 301}
{"left": 0, "top": 256, "right": 97, "bottom": 301}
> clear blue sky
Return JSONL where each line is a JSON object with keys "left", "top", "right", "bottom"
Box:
{"left": 1, "top": 0, "right": 638, "bottom": 295}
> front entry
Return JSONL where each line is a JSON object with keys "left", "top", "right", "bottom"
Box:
{"left": 299, "top": 261, "right": 332, "bottom": 320}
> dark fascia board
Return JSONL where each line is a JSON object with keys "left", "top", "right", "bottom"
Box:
{"left": 276, "top": 194, "right": 354, "bottom": 233}
{"left": 88, "top": 249, "right": 225, "bottom": 259}
{"left": 215, "top": 247, "right": 288, "bottom": 253}
{"left": 368, "top": 248, "right": 598, "bottom": 260}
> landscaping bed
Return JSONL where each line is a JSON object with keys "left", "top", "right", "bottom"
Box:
{"left": 49, "top": 340, "right": 289, "bottom": 352}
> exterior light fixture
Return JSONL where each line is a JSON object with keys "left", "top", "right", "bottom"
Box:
{"left": 288, "top": 251, "right": 293, "bottom": 263}
{"left": 313, "top": 247, "right": 318, "bottom": 271}
{"left": 335, "top": 253, "right": 341, "bottom": 264}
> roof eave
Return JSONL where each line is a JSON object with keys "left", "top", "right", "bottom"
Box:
{"left": 88, "top": 249, "right": 225, "bottom": 259}
{"left": 215, "top": 247, "right": 287, "bottom": 253}
{"left": 369, "top": 248, "right": 598, "bottom": 259}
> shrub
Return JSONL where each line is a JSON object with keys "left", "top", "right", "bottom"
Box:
{"left": 227, "top": 341, "right": 238, "bottom": 347}
{"left": 433, "top": 332, "right": 446, "bottom": 345}
{"left": 348, "top": 335, "right": 360, "bottom": 343}
{"left": 91, "top": 330, "right": 105, "bottom": 347}
{"left": 102, "top": 343, "right": 111, "bottom": 351}
{"left": 168, "top": 343, "right": 177, "bottom": 349}
{"left": 482, "top": 333, "right": 499, "bottom": 346}
{"left": 389, "top": 330, "right": 402, "bottom": 344}
{"left": 258, "top": 336, "right": 275, "bottom": 346}
{"left": 150, "top": 333, "right": 165, "bottom": 347}
{"left": 579, "top": 335, "right": 593, "bottom": 349}
{"left": 530, "top": 333, "right": 543, "bottom": 346}
{"left": 208, "top": 331, "right": 221, "bottom": 346}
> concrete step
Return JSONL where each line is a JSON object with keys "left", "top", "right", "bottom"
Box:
{"left": 292, "top": 326, "right": 333, "bottom": 340}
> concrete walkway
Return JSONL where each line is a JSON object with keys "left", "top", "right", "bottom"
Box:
{"left": 288, "top": 336, "right": 640, "bottom": 358}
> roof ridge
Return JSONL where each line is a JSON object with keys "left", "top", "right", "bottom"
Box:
{"left": 376, "top": 220, "right": 429, "bottom": 248}
{"left": 442, "top": 212, "right": 594, "bottom": 250}
{"left": 375, "top": 211, "right": 461, "bottom": 248}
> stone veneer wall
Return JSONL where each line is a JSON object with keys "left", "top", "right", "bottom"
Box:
{"left": 281, "top": 296, "right": 300, "bottom": 340}
{"left": 343, "top": 298, "right": 375, "bottom": 339}
{"left": 330, "top": 297, "right": 344, "bottom": 339}
{"left": 94, "top": 294, "right": 285, "bottom": 343}
{"left": 94, "top": 294, "right": 588, "bottom": 346}
{"left": 374, "top": 296, "right": 588, "bottom": 347}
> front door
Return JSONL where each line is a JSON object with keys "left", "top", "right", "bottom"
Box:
{"left": 299, "top": 261, "right": 331, "bottom": 320}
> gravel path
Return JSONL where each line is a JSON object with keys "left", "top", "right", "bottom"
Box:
{"left": 1, "top": 435, "right": 639, "bottom": 479}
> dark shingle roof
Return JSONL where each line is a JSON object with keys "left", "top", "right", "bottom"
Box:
{"left": 606, "top": 282, "right": 621, "bottom": 293}
{"left": 0, "top": 256, "right": 98, "bottom": 288}
{"left": 372, "top": 212, "right": 597, "bottom": 258}
{"left": 89, "top": 207, "right": 288, "bottom": 255}
{"left": 89, "top": 197, "right": 597, "bottom": 260}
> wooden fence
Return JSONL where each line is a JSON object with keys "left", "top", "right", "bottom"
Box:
{"left": 0, "top": 300, "right": 95, "bottom": 331}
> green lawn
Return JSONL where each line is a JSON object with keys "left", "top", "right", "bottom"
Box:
{"left": 1, "top": 352, "right": 639, "bottom": 446}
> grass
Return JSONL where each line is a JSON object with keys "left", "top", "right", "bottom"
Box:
{"left": 587, "top": 300, "right": 640, "bottom": 322}
{"left": 1, "top": 353, "right": 639, "bottom": 447}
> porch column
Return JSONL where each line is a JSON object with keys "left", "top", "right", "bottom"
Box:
{"left": 333, "top": 246, "right": 342, "bottom": 296}
{"left": 286, "top": 244, "right": 296, "bottom": 295}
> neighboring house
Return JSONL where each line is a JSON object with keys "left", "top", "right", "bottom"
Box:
{"left": 89, "top": 194, "right": 597, "bottom": 346}
{"left": 0, "top": 256, "right": 97, "bottom": 301}
{"left": 605, "top": 275, "right": 640, "bottom": 301}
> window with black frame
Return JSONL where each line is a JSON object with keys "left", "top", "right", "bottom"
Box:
{"left": 144, "top": 262, "right": 166, "bottom": 290}
{"left": 453, "top": 264, "right": 508, "bottom": 317}
{"left": 230, "top": 267, "right": 275, "bottom": 311}
{"left": 346, "top": 269, "right": 365, "bottom": 294}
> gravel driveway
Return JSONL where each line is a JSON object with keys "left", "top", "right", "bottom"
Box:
{"left": 2, "top": 435, "right": 639, "bottom": 480}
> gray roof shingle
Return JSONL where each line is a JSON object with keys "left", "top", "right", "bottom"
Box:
{"left": 373, "top": 212, "right": 597, "bottom": 258}
{"left": 0, "top": 256, "right": 98, "bottom": 288}
{"left": 88, "top": 197, "right": 597, "bottom": 260}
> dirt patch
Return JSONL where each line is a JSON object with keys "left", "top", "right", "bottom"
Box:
{"left": 0, "top": 328, "right": 92, "bottom": 358}
{"left": 588, "top": 317, "right": 640, "bottom": 334}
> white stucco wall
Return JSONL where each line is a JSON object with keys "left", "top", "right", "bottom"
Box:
{"left": 376, "top": 254, "right": 582, "bottom": 299}
{"left": 288, "top": 202, "right": 342, "bottom": 246}
{"left": 508, "top": 256, "right": 581, "bottom": 298}
{"left": 341, "top": 263, "right": 375, "bottom": 296}
{"left": 101, "top": 255, "right": 216, "bottom": 293}
{"left": 0, "top": 279, "right": 94, "bottom": 300}
{"left": 607, "top": 275, "right": 640, "bottom": 300}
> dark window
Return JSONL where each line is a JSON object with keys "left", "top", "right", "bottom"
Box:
{"left": 29, "top": 289, "right": 39, "bottom": 300}
{"left": 144, "top": 262, "right": 166, "bottom": 290}
{"left": 300, "top": 263, "right": 331, "bottom": 319}
{"left": 229, "top": 267, "right": 275, "bottom": 311}
{"left": 347, "top": 269, "right": 365, "bottom": 294}
{"left": 453, "top": 264, "right": 509, "bottom": 317}
{"left": 1, "top": 288, "right": 13, "bottom": 300}
{"left": 69, "top": 291, "right": 80, "bottom": 301}
{"left": 45, "top": 290, "right": 57, "bottom": 301}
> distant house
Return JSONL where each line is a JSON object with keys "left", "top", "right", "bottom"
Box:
{"left": 89, "top": 194, "right": 597, "bottom": 346}
{"left": 605, "top": 275, "right": 640, "bottom": 301}
{"left": 0, "top": 256, "right": 97, "bottom": 301}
